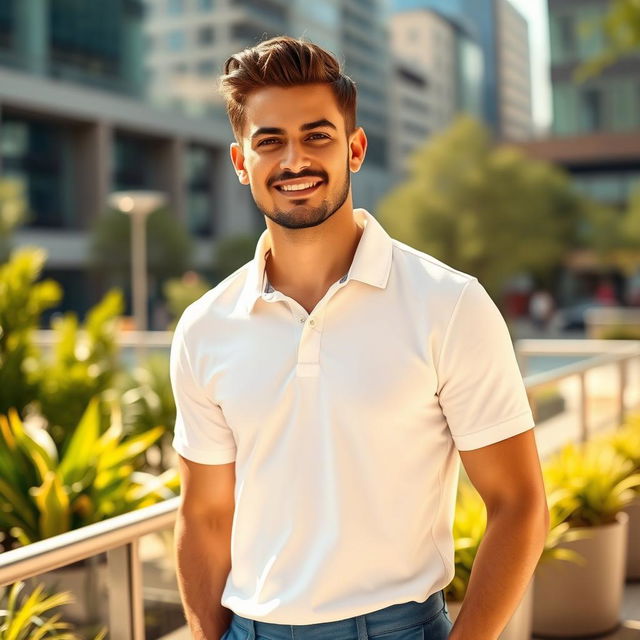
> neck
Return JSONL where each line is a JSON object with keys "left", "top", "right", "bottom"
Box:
{"left": 264, "top": 204, "right": 364, "bottom": 297}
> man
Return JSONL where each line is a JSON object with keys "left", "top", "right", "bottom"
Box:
{"left": 170, "top": 36, "right": 550, "bottom": 640}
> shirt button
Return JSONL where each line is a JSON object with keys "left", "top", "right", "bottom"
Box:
{"left": 299, "top": 318, "right": 305, "bottom": 324}
{"left": 309, "top": 318, "right": 316, "bottom": 327}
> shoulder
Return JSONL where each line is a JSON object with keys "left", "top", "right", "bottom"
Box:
{"left": 390, "top": 238, "right": 478, "bottom": 303}
{"left": 174, "top": 261, "right": 253, "bottom": 345}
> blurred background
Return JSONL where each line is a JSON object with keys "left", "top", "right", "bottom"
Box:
{"left": 1, "top": 1, "right": 640, "bottom": 639}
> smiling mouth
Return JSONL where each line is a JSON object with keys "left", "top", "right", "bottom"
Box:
{"left": 274, "top": 181, "right": 324, "bottom": 197}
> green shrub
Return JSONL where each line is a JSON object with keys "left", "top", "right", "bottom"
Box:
{"left": 542, "top": 439, "right": 640, "bottom": 527}
{"left": 31, "top": 289, "right": 124, "bottom": 455}
{"left": 0, "top": 248, "right": 62, "bottom": 419}
{"left": 0, "top": 396, "right": 178, "bottom": 547}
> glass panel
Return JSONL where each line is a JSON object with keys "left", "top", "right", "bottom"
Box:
{"left": 141, "top": 528, "right": 187, "bottom": 639}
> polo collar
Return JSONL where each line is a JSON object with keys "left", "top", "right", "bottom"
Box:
{"left": 238, "top": 208, "right": 393, "bottom": 315}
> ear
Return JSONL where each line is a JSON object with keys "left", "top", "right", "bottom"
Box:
{"left": 348, "top": 127, "right": 367, "bottom": 174}
{"left": 230, "top": 142, "right": 250, "bottom": 185}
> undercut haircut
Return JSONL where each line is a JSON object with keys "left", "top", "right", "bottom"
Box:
{"left": 218, "top": 35, "right": 358, "bottom": 146}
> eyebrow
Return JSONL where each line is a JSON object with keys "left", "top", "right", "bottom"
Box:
{"left": 250, "top": 118, "right": 337, "bottom": 142}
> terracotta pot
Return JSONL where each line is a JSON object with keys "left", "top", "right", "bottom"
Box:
{"left": 622, "top": 494, "right": 640, "bottom": 579}
{"left": 445, "top": 577, "right": 534, "bottom": 640}
{"left": 532, "top": 510, "right": 628, "bottom": 637}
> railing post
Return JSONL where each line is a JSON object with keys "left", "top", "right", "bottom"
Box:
{"left": 579, "top": 371, "right": 588, "bottom": 443}
{"left": 107, "top": 540, "right": 145, "bottom": 640}
{"left": 618, "top": 358, "right": 628, "bottom": 429}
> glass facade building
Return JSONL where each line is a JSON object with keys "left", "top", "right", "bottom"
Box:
{"left": 549, "top": 1, "right": 640, "bottom": 136}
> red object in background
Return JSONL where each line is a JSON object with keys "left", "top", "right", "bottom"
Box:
{"left": 504, "top": 291, "right": 531, "bottom": 317}
{"left": 595, "top": 281, "right": 616, "bottom": 304}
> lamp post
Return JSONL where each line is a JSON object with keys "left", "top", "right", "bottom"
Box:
{"left": 108, "top": 190, "right": 167, "bottom": 363}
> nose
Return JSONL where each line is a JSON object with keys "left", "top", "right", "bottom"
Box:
{"left": 280, "top": 139, "right": 310, "bottom": 174}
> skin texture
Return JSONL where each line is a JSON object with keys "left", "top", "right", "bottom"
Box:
{"left": 176, "top": 81, "right": 550, "bottom": 640}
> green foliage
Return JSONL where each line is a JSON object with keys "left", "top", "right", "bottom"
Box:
{"left": 116, "top": 353, "right": 176, "bottom": 471}
{"left": 377, "top": 116, "right": 597, "bottom": 300}
{"left": 0, "top": 581, "right": 106, "bottom": 640}
{"left": 542, "top": 439, "right": 640, "bottom": 527}
{"left": 162, "top": 271, "right": 211, "bottom": 331}
{"left": 594, "top": 414, "right": 640, "bottom": 484}
{"left": 213, "top": 232, "right": 261, "bottom": 283}
{"left": 0, "top": 248, "right": 62, "bottom": 418}
{"left": 89, "top": 205, "right": 192, "bottom": 285}
{"left": 0, "top": 397, "right": 179, "bottom": 546}
{"left": 575, "top": 0, "right": 640, "bottom": 82}
{"left": 31, "top": 289, "right": 124, "bottom": 455}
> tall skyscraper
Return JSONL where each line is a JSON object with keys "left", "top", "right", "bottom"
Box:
{"left": 392, "top": 0, "right": 533, "bottom": 140}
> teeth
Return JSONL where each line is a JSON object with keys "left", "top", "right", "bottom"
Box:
{"left": 279, "top": 181, "right": 319, "bottom": 192}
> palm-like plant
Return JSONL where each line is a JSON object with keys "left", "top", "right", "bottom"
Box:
{"left": 0, "top": 395, "right": 179, "bottom": 546}
{"left": 542, "top": 439, "right": 640, "bottom": 527}
{"left": 0, "top": 581, "right": 106, "bottom": 640}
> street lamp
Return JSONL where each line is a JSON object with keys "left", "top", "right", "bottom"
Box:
{"left": 108, "top": 190, "right": 167, "bottom": 362}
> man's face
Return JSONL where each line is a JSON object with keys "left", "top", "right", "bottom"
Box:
{"left": 229, "top": 83, "right": 366, "bottom": 230}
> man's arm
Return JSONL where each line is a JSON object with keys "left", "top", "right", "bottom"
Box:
{"left": 175, "top": 454, "right": 236, "bottom": 640}
{"left": 449, "top": 428, "right": 550, "bottom": 640}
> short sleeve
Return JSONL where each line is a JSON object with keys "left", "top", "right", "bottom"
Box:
{"left": 169, "top": 319, "right": 237, "bottom": 464}
{"left": 435, "top": 277, "right": 535, "bottom": 451}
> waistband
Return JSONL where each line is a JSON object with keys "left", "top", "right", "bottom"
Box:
{"left": 232, "top": 589, "right": 447, "bottom": 640}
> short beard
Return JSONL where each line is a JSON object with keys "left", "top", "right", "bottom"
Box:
{"left": 253, "top": 157, "right": 351, "bottom": 230}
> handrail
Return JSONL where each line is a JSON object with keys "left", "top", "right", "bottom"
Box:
{"left": 522, "top": 347, "right": 640, "bottom": 390}
{"left": 0, "top": 497, "right": 180, "bottom": 587}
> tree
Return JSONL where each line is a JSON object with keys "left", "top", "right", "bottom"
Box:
{"left": 376, "top": 116, "right": 614, "bottom": 302}
{"left": 576, "top": 0, "right": 640, "bottom": 81}
{"left": 88, "top": 204, "right": 193, "bottom": 304}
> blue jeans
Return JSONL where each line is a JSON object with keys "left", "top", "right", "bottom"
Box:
{"left": 221, "top": 589, "right": 452, "bottom": 639}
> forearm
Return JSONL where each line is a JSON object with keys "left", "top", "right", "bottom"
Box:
{"left": 174, "top": 512, "right": 234, "bottom": 640}
{"left": 448, "top": 505, "right": 548, "bottom": 640}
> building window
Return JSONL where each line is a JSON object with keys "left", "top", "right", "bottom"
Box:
{"left": 167, "top": 0, "right": 184, "bottom": 15}
{"left": 580, "top": 88, "right": 603, "bottom": 131}
{"left": 166, "top": 29, "right": 186, "bottom": 51}
{"left": 186, "top": 146, "right": 215, "bottom": 237}
{"left": 1, "top": 117, "right": 73, "bottom": 228}
{"left": 558, "top": 15, "right": 575, "bottom": 60}
{"left": 197, "top": 26, "right": 215, "bottom": 44}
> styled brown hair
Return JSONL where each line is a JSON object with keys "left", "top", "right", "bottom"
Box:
{"left": 218, "top": 35, "right": 357, "bottom": 145}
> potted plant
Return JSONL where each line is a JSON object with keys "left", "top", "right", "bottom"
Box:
{"left": 532, "top": 440, "right": 640, "bottom": 637}
{"left": 444, "top": 481, "right": 534, "bottom": 640}
{"left": 593, "top": 414, "right": 640, "bottom": 579}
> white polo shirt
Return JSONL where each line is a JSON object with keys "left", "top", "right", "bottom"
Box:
{"left": 170, "top": 207, "right": 535, "bottom": 624}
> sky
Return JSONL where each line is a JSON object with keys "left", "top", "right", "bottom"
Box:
{"left": 508, "top": 0, "right": 553, "bottom": 132}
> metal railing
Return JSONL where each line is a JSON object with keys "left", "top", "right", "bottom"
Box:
{"left": 2, "top": 338, "right": 640, "bottom": 639}
{"left": 517, "top": 339, "right": 640, "bottom": 443}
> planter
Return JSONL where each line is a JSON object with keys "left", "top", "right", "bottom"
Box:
{"left": 445, "top": 577, "right": 534, "bottom": 640}
{"left": 532, "top": 510, "right": 628, "bottom": 637}
{"left": 36, "top": 553, "right": 109, "bottom": 627}
{"left": 622, "top": 494, "right": 640, "bottom": 580}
